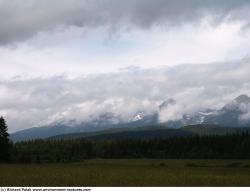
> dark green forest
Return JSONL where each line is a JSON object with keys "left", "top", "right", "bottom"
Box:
{"left": 10, "top": 132, "right": 250, "bottom": 163}
{"left": 1, "top": 116, "right": 250, "bottom": 163}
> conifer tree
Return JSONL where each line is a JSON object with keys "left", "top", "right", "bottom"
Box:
{"left": 0, "top": 116, "right": 10, "bottom": 162}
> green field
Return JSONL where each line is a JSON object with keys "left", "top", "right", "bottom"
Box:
{"left": 1, "top": 159, "right": 250, "bottom": 187}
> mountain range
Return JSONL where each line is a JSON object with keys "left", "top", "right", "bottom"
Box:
{"left": 10, "top": 94, "right": 250, "bottom": 142}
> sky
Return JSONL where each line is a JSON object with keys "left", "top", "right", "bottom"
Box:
{"left": 0, "top": 0, "right": 250, "bottom": 132}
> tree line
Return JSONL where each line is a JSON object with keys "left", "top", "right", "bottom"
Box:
{"left": 11, "top": 132, "right": 250, "bottom": 163}
{"left": 1, "top": 116, "right": 250, "bottom": 163}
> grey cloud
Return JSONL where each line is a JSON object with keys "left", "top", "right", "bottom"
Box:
{"left": 0, "top": 0, "right": 250, "bottom": 44}
{"left": 0, "top": 58, "right": 250, "bottom": 132}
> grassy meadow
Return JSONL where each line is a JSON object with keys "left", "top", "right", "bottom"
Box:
{"left": 1, "top": 159, "right": 250, "bottom": 187}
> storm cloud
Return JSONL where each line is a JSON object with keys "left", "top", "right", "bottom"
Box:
{"left": 1, "top": 0, "right": 250, "bottom": 44}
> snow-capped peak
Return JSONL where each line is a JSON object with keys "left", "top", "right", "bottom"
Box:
{"left": 132, "top": 112, "right": 145, "bottom": 122}
{"left": 198, "top": 111, "right": 214, "bottom": 116}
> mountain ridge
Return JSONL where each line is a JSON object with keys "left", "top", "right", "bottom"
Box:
{"left": 10, "top": 94, "right": 250, "bottom": 142}
{"left": 49, "top": 124, "right": 250, "bottom": 141}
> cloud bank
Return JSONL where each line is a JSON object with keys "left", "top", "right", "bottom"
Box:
{"left": 1, "top": 58, "right": 250, "bottom": 132}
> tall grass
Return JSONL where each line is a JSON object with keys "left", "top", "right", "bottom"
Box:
{"left": 1, "top": 159, "right": 250, "bottom": 186}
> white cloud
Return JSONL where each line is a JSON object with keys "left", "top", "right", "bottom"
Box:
{"left": 1, "top": 20, "right": 250, "bottom": 78}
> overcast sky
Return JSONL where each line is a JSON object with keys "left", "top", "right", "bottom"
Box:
{"left": 0, "top": 0, "right": 250, "bottom": 132}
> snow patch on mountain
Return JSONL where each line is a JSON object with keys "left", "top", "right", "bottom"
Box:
{"left": 132, "top": 112, "right": 145, "bottom": 122}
